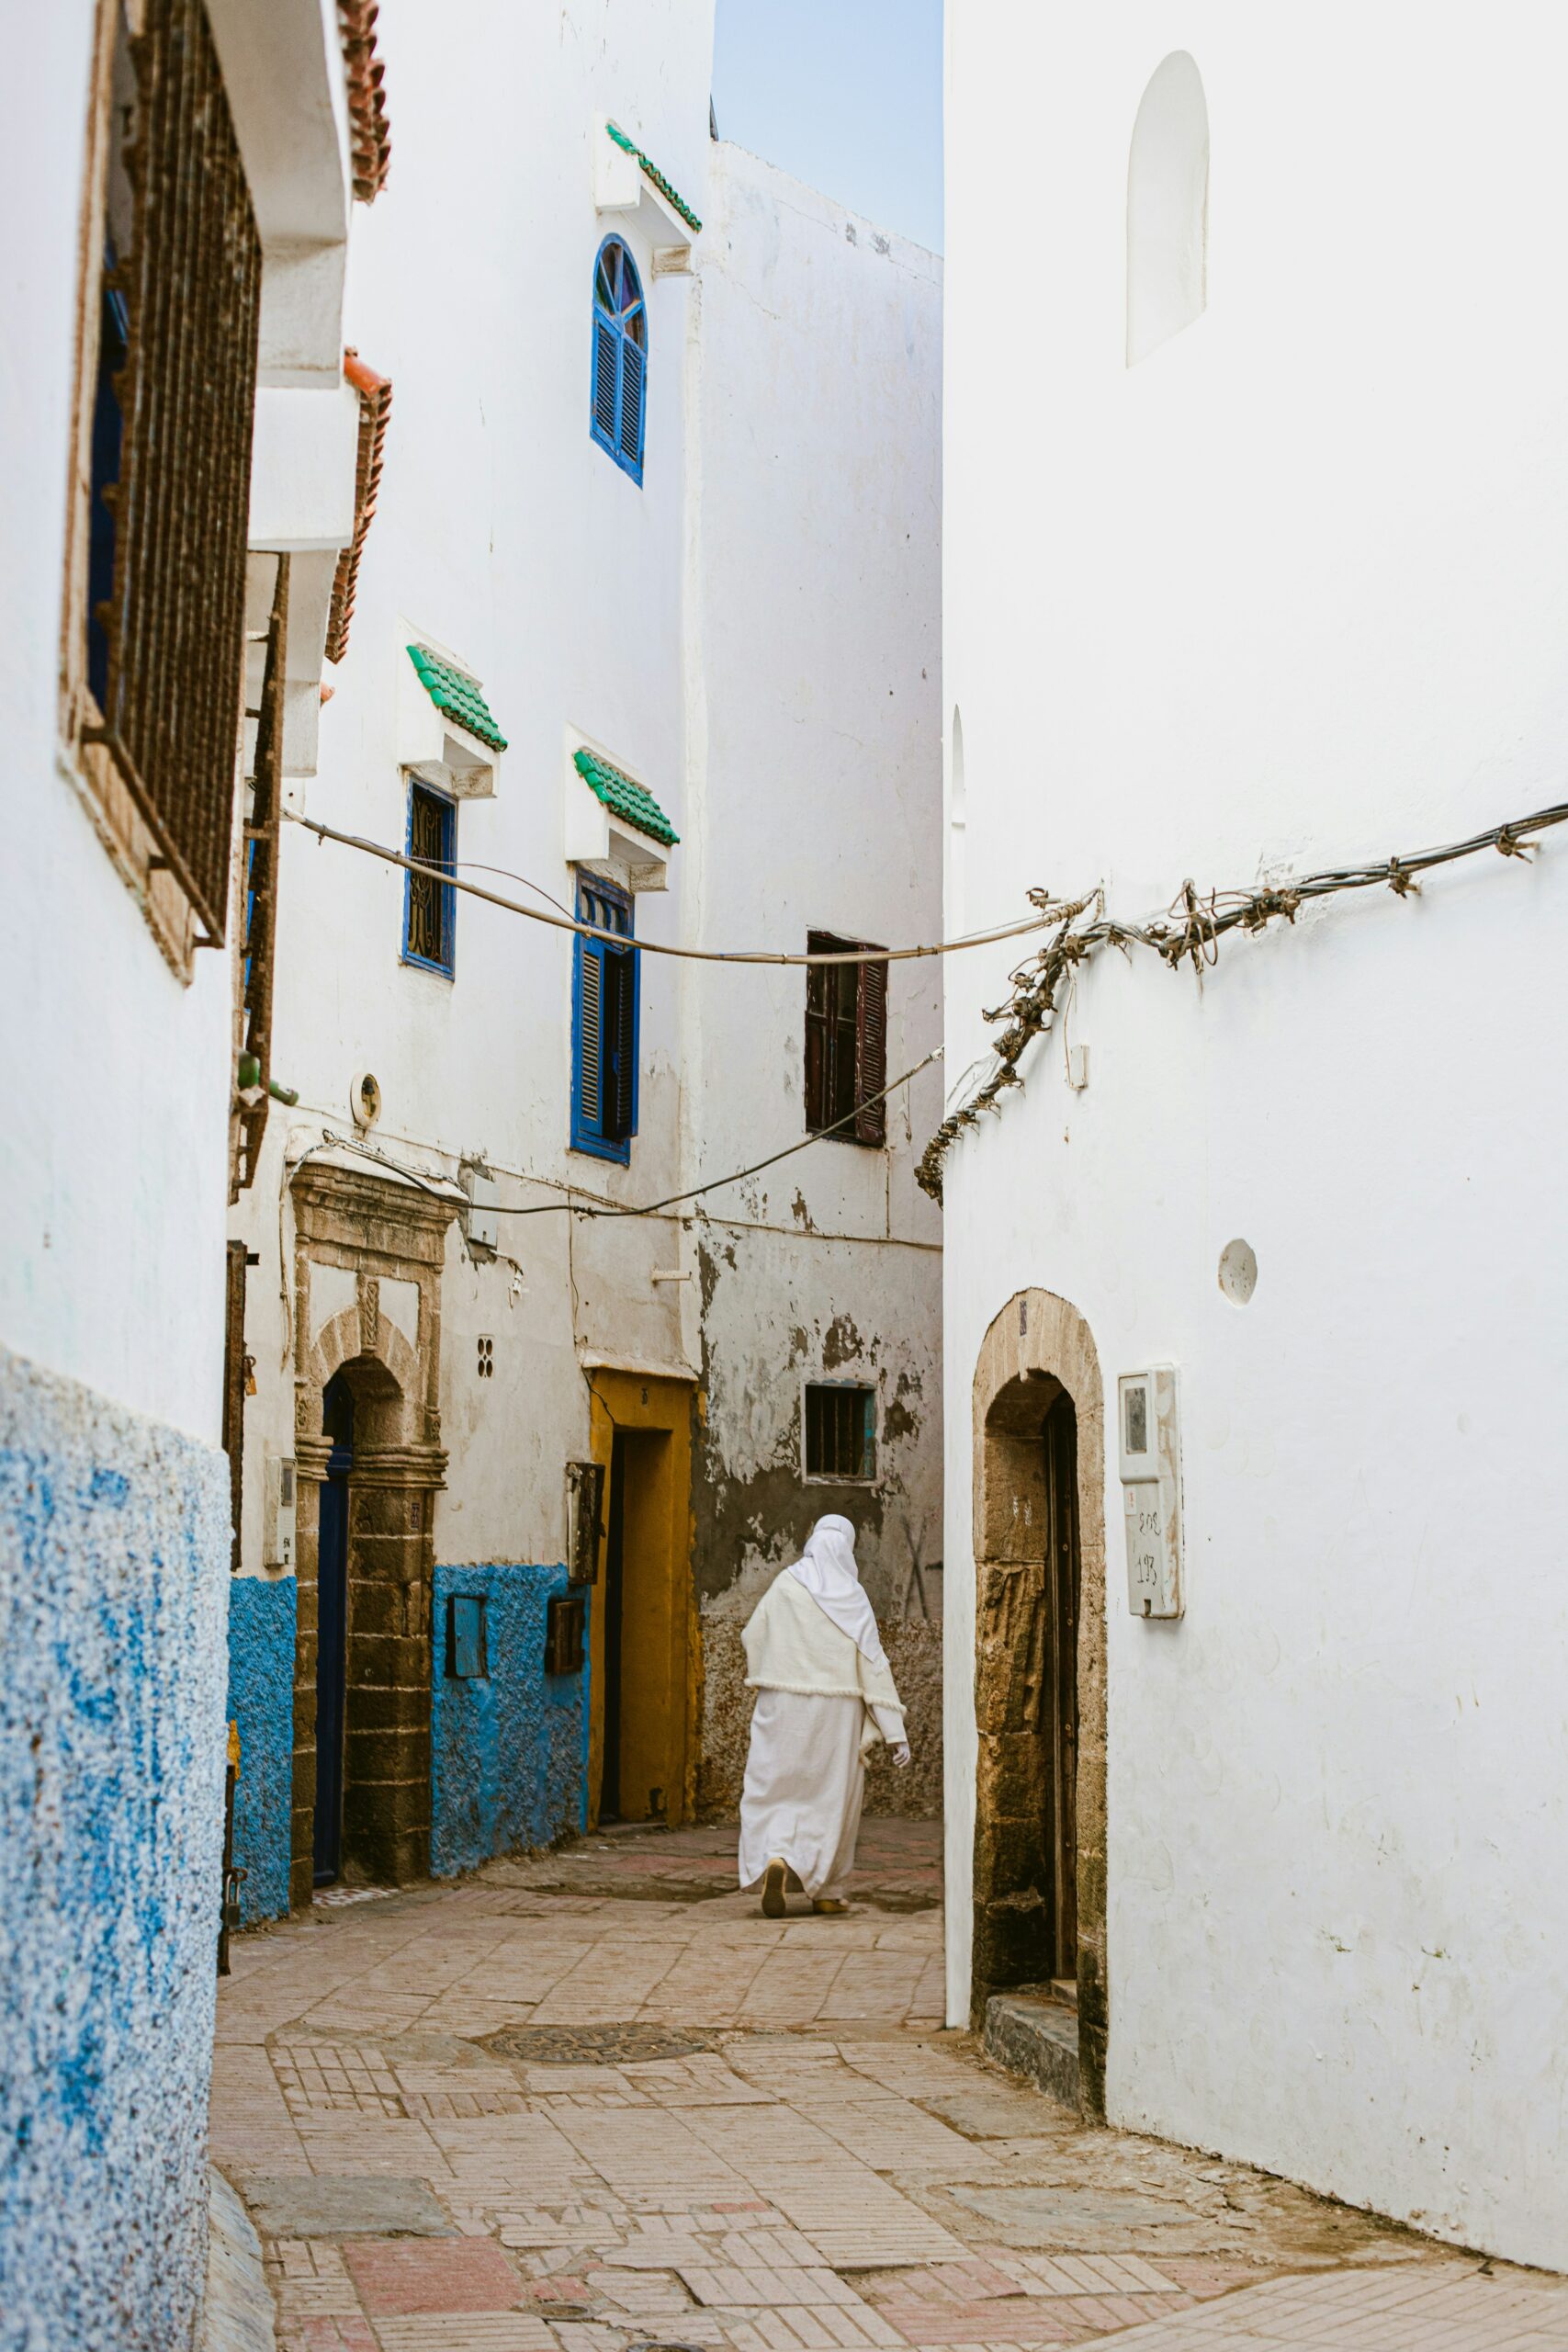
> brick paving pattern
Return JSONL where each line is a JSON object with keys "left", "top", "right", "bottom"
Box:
{"left": 214, "top": 1822, "right": 1567, "bottom": 2351}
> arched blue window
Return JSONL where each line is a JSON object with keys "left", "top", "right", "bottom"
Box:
{"left": 591, "top": 237, "right": 647, "bottom": 483}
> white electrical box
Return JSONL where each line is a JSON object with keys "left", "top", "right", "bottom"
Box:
{"left": 265, "top": 1456, "right": 297, "bottom": 1573}
{"left": 464, "top": 1165, "right": 500, "bottom": 1257}
{"left": 1118, "top": 1366, "right": 1182, "bottom": 1618}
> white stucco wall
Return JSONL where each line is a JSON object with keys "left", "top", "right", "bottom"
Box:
{"left": 944, "top": 2, "right": 1568, "bottom": 2274}
{"left": 0, "top": 2, "right": 231, "bottom": 1442}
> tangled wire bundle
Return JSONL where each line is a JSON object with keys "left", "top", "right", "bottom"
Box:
{"left": 915, "top": 797, "right": 1568, "bottom": 1204}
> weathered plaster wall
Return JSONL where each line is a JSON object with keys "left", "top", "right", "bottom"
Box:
{"left": 684, "top": 141, "right": 945, "bottom": 1801}
{"left": 700, "top": 1588, "right": 942, "bottom": 1823}
{"left": 226, "top": 1574, "right": 297, "bottom": 1926}
{"left": 943, "top": 0, "right": 1568, "bottom": 2270}
{"left": 0, "top": 1348, "right": 229, "bottom": 2352}
{"left": 432, "top": 1563, "right": 589, "bottom": 1873}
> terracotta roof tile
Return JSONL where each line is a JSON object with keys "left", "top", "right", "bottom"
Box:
{"left": 324, "top": 350, "right": 392, "bottom": 667}
{"left": 339, "top": 0, "right": 391, "bottom": 203}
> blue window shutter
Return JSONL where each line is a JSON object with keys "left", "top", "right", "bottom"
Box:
{"left": 592, "top": 317, "right": 618, "bottom": 447}
{"left": 570, "top": 879, "right": 636, "bottom": 1162}
{"left": 577, "top": 938, "right": 603, "bottom": 1133}
{"left": 618, "top": 340, "right": 645, "bottom": 471}
{"left": 590, "top": 237, "right": 646, "bottom": 486}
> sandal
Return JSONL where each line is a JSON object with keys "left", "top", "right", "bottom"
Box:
{"left": 761, "top": 1857, "right": 789, "bottom": 1917}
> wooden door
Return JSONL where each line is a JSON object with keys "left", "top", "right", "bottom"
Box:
{"left": 1044, "top": 1394, "right": 1080, "bottom": 1982}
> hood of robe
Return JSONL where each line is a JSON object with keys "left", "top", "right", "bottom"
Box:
{"left": 784, "top": 1514, "right": 886, "bottom": 1666}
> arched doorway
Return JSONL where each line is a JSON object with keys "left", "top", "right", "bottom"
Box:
{"left": 313, "top": 1374, "right": 355, "bottom": 1884}
{"left": 971, "top": 1290, "right": 1108, "bottom": 2112}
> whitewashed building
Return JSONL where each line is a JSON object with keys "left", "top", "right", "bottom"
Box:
{"left": 942, "top": 4, "right": 1568, "bottom": 2276}
{"left": 224, "top": 1, "right": 943, "bottom": 1914}
{"left": 0, "top": 1, "right": 375, "bottom": 2342}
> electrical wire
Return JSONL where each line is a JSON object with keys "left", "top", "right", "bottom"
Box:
{"left": 270, "top": 1051, "right": 942, "bottom": 1232}
{"left": 491, "top": 1046, "right": 943, "bottom": 1219}
{"left": 284, "top": 809, "right": 1055, "bottom": 963}
{"left": 919, "top": 793, "right": 1568, "bottom": 1200}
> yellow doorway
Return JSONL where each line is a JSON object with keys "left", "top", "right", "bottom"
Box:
{"left": 585, "top": 1369, "right": 696, "bottom": 1828}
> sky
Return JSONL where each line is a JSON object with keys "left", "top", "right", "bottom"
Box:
{"left": 711, "top": 0, "right": 944, "bottom": 254}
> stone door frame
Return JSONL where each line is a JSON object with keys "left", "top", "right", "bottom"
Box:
{"left": 971, "top": 1287, "right": 1109, "bottom": 2115}
{"left": 288, "top": 1162, "right": 457, "bottom": 1907}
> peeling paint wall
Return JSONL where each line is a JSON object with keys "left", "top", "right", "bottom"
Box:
{"left": 431, "top": 1564, "right": 589, "bottom": 1873}
{"left": 225, "top": 1574, "right": 298, "bottom": 1927}
{"left": 687, "top": 144, "right": 945, "bottom": 1810}
{"left": 0, "top": 1348, "right": 229, "bottom": 2352}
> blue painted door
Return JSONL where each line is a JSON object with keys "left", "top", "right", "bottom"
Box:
{"left": 313, "top": 1377, "right": 354, "bottom": 1885}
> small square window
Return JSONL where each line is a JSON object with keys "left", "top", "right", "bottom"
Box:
{"left": 403, "top": 781, "right": 457, "bottom": 975}
{"left": 446, "top": 1594, "right": 488, "bottom": 1679}
{"left": 545, "top": 1593, "right": 587, "bottom": 1676}
{"left": 804, "top": 1384, "right": 876, "bottom": 1482}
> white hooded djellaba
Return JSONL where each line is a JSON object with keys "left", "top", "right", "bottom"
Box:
{"left": 738, "top": 1515, "right": 909, "bottom": 1908}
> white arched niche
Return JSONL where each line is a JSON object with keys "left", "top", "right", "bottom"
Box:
{"left": 1126, "top": 51, "right": 1209, "bottom": 368}
{"left": 947, "top": 705, "right": 967, "bottom": 935}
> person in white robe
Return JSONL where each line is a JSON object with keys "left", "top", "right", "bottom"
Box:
{"left": 738, "top": 1513, "right": 910, "bottom": 1916}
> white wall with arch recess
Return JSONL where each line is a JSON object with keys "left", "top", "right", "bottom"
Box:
{"left": 1126, "top": 50, "right": 1209, "bottom": 367}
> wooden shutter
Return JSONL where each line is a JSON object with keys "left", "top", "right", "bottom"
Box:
{"left": 578, "top": 941, "right": 603, "bottom": 1128}
{"left": 619, "top": 339, "right": 645, "bottom": 469}
{"left": 853, "top": 949, "right": 888, "bottom": 1144}
{"left": 804, "top": 940, "right": 831, "bottom": 1132}
{"left": 606, "top": 946, "right": 636, "bottom": 1140}
{"left": 592, "top": 319, "right": 619, "bottom": 444}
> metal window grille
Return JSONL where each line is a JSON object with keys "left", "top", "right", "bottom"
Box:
{"left": 232, "top": 555, "right": 289, "bottom": 1196}
{"left": 805, "top": 933, "right": 888, "bottom": 1146}
{"left": 85, "top": 0, "right": 264, "bottom": 944}
{"left": 805, "top": 1384, "right": 876, "bottom": 1482}
{"left": 403, "top": 783, "right": 456, "bottom": 971}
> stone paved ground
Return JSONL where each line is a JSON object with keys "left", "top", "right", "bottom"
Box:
{"left": 215, "top": 1823, "right": 1568, "bottom": 2352}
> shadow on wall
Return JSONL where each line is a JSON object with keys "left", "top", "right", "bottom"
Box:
{"left": 432, "top": 1563, "right": 589, "bottom": 1873}
{"left": 698, "top": 1597, "right": 942, "bottom": 1822}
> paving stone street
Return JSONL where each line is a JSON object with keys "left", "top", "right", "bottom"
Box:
{"left": 213, "top": 1825, "right": 1568, "bottom": 2352}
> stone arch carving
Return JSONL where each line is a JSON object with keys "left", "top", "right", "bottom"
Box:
{"left": 972, "top": 1287, "right": 1108, "bottom": 2114}
{"left": 288, "top": 1165, "right": 457, "bottom": 1906}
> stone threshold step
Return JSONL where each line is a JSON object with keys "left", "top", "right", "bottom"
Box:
{"left": 983, "top": 1989, "right": 1081, "bottom": 2112}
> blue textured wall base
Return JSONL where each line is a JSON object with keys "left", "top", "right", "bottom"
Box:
{"left": 432, "top": 1563, "right": 588, "bottom": 1874}
{"left": 226, "top": 1573, "right": 297, "bottom": 1925}
{"left": 0, "top": 1344, "right": 230, "bottom": 2352}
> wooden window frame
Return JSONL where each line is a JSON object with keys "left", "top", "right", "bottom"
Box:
{"left": 803, "top": 1380, "right": 878, "bottom": 1486}
{"left": 804, "top": 931, "right": 888, "bottom": 1148}
{"left": 57, "top": 0, "right": 263, "bottom": 980}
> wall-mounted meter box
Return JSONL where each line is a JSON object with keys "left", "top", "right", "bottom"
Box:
{"left": 1117, "top": 1366, "right": 1182, "bottom": 1618}
{"left": 265, "top": 1455, "right": 297, "bottom": 1574}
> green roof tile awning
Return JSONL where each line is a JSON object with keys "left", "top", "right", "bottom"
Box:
{"left": 406, "top": 644, "right": 508, "bottom": 753}
{"left": 573, "top": 746, "right": 680, "bottom": 847}
{"left": 606, "top": 120, "right": 703, "bottom": 234}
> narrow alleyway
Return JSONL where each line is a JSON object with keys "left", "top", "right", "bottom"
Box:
{"left": 214, "top": 1826, "right": 1568, "bottom": 2352}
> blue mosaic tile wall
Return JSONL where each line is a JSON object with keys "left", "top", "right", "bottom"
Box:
{"left": 225, "top": 1572, "right": 297, "bottom": 1925}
